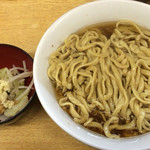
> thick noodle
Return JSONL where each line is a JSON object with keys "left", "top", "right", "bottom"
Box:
{"left": 48, "top": 20, "right": 150, "bottom": 138}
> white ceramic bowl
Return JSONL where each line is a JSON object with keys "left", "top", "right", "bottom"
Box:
{"left": 33, "top": 1, "right": 150, "bottom": 149}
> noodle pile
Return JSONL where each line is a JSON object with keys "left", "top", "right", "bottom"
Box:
{"left": 48, "top": 20, "right": 150, "bottom": 138}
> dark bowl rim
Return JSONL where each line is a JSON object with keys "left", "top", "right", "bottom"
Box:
{"left": 0, "top": 43, "right": 36, "bottom": 124}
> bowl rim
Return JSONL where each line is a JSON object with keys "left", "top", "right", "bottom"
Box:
{"left": 33, "top": 0, "right": 150, "bottom": 149}
{"left": 0, "top": 44, "right": 36, "bottom": 124}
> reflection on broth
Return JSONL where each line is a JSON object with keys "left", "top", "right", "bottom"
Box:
{"left": 48, "top": 21, "right": 150, "bottom": 138}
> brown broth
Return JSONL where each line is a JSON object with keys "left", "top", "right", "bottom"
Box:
{"left": 77, "top": 21, "right": 116, "bottom": 38}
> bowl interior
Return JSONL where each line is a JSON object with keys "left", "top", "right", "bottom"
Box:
{"left": 34, "top": 0, "right": 150, "bottom": 150}
{"left": 0, "top": 44, "right": 35, "bottom": 123}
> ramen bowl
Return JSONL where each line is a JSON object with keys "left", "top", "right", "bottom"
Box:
{"left": 33, "top": 0, "right": 150, "bottom": 149}
{"left": 0, "top": 44, "right": 35, "bottom": 124}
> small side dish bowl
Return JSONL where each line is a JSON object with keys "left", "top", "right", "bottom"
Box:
{"left": 0, "top": 44, "right": 35, "bottom": 124}
{"left": 33, "top": 0, "right": 150, "bottom": 150}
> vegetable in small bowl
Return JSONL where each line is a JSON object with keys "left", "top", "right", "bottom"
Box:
{"left": 0, "top": 44, "right": 35, "bottom": 124}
